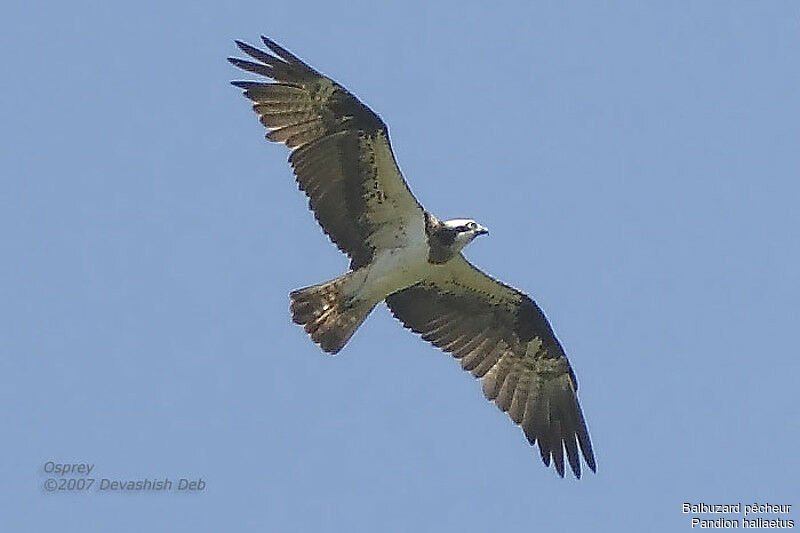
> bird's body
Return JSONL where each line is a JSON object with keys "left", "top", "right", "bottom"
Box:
{"left": 230, "top": 36, "right": 596, "bottom": 478}
{"left": 360, "top": 244, "right": 430, "bottom": 302}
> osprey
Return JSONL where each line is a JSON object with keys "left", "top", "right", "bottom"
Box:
{"left": 230, "top": 37, "right": 596, "bottom": 478}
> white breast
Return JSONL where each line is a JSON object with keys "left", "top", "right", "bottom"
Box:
{"left": 355, "top": 237, "right": 431, "bottom": 304}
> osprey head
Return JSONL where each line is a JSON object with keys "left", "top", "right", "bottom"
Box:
{"left": 443, "top": 218, "right": 489, "bottom": 251}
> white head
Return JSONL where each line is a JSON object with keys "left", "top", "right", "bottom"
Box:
{"left": 442, "top": 218, "right": 489, "bottom": 253}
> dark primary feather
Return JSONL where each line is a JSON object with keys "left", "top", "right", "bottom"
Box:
{"left": 385, "top": 255, "right": 596, "bottom": 478}
{"left": 229, "top": 37, "right": 422, "bottom": 269}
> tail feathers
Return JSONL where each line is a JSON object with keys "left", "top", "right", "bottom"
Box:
{"left": 289, "top": 276, "right": 374, "bottom": 354}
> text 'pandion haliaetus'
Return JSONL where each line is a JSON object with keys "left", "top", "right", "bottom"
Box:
{"left": 229, "top": 37, "right": 596, "bottom": 478}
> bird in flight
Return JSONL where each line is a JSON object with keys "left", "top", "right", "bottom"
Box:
{"left": 229, "top": 36, "right": 596, "bottom": 478}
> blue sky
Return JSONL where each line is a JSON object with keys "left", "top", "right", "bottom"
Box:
{"left": 3, "top": 1, "right": 799, "bottom": 531}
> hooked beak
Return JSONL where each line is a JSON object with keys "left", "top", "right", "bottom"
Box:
{"left": 476, "top": 225, "right": 489, "bottom": 236}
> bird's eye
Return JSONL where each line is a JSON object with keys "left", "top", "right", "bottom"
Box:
{"left": 467, "top": 222, "right": 478, "bottom": 230}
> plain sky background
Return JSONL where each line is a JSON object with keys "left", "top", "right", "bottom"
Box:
{"left": 2, "top": 1, "right": 799, "bottom": 531}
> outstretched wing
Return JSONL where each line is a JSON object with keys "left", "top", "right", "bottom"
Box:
{"left": 229, "top": 37, "right": 425, "bottom": 269}
{"left": 385, "top": 255, "right": 596, "bottom": 478}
